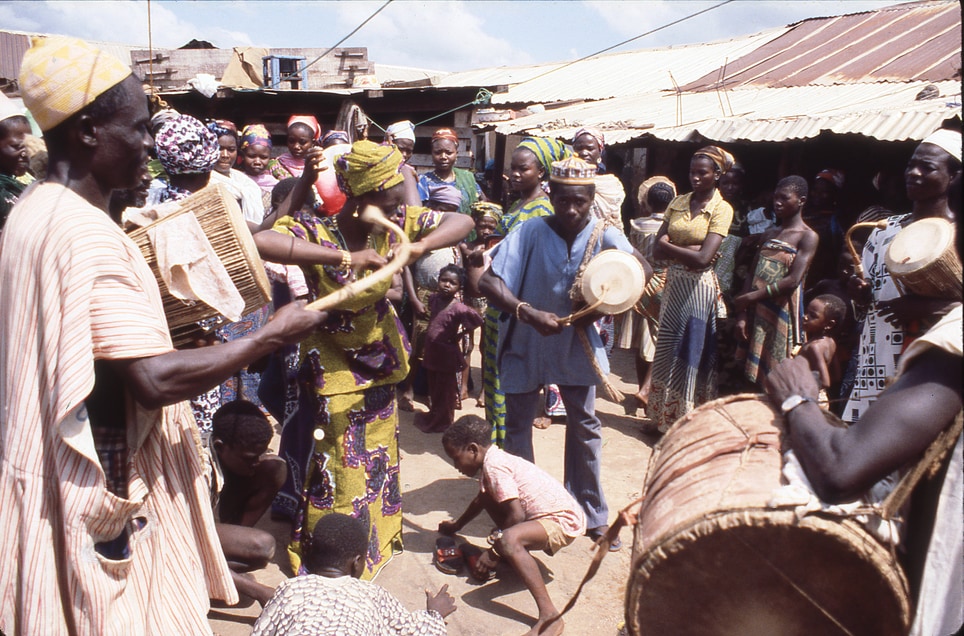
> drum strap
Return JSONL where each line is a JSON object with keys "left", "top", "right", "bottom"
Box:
{"left": 566, "top": 220, "right": 626, "bottom": 402}
{"left": 881, "top": 410, "right": 963, "bottom": 520}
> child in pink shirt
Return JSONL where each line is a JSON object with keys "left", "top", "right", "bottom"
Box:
{"left": 439, "top": 415, "right": 585, "bottom": 636}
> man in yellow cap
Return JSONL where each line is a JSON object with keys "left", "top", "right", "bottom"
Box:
{"left": 479, "top": 154, "right": 652, "bottom": 562}
{"left": 0, "top": 36, "right": 326, "bottom": 635}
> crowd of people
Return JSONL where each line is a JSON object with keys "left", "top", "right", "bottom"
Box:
{"left": 0, "top": 35, "right": 960, "bottom": 636}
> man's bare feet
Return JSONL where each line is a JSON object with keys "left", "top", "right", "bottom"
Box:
{"left": 526, "top": 615, "right": 564, "bottom": 636}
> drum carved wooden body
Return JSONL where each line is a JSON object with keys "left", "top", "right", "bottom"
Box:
{"left": 626, "top": 395, "right": 910, "bottom": 636}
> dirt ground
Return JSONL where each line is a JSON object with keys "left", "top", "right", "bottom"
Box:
{"left": 209, "top": 347, "right": 659, "bottom": 636}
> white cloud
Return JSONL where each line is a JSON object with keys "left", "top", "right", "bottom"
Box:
{"left": 327, "top": 1, "right": 534, "bottom": 71}
{"left": 4, "top": 1, "right": 252, "bottom": 48}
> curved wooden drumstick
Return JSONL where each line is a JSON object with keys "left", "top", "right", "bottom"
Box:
{"left": 306, "top": 205, "right": 411, "bottom": 312}
{"left": 845, "top": 220, "right": 888, "bottom": 278}
{"left": 557, "top": 285, "right": 609, "bottom": 327}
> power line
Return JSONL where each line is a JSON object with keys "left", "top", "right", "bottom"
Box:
{"left": 514, "top": 0, "right": 736, "bottom": 89}
{"left": 268, "top": 0, "right": 394, "bottom": 89}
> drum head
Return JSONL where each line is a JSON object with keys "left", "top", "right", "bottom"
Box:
{"left": 885, "top": 217, "right": 954, "bottom": 275}
{"left": 580, "top": 250, "right": 646, "bottom": 314}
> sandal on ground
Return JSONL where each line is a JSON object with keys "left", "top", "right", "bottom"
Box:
{"left": 587, "top": 526, "right": 622, "bottom": 552}
{"left": 433, "top": 537, "right": 463, "bottom": 574}
{"left": 460, "top": 543, "right": 496, "bottom": 582}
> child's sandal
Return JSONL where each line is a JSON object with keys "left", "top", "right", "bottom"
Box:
{"left": 460, "top": 543, "right": 496, "bottom": 582}
{"left": 433, "top": 537, "right": 463, "bottom": 575}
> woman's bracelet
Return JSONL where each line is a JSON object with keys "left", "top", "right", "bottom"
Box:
{"left": 338, "top": 250, "right": 352, "bottom": 272}
{"left": 766, "top": 283, "right": 778, "bottom": 297}
{"left": 515, "top": 301, "right": 531, "bottom": 320}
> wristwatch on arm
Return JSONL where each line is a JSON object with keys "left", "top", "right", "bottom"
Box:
{"left": 780, "top": 394, "right": 816, "bottom": 415}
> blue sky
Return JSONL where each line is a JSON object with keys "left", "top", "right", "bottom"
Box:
{"left": 2, "top": 1, "right": 899, "bottom": 72}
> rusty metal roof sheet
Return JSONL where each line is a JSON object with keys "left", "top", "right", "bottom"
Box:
{"left": 1, "top": 29, "right": 141, "bottom": 87}
{"left": 680, "top": 0, "right": 961, "bottom": 92}
{"left": 491, "top": 80, "right": 962, "bottom": 144}
{"left": 432, "top": 29, "right": 786, "bottom": 106}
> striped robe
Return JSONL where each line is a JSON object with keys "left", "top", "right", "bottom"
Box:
{"left": 0, "top": 183, "right": 235, "bottom": 635}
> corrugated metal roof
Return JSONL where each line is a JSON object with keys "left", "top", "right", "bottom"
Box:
{"left": 492, "top": 80, "right": 962, "bottom": 144}
{"left": 680, "top": 0, "right": 961, "bottom": 91}
{"left": 1, "top": 29, "right": 141, "bottom": 86}
{"left": 432, "top": 29, "right": 786, "bottom": 106}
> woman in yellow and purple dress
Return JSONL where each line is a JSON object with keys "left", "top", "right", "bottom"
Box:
{"left": 256, "top": 141, "right": 473, "bottom": 577}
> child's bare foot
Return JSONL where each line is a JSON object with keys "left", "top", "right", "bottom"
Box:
{"left": 526, "top": 615, "right": 564, "bottom": 636}
{"left": 533, "top": 416, "right": 551, "bottom": 430}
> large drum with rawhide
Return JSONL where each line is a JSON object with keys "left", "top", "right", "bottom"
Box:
{"left": 625, "top": 395, "right": 910, "bottom": 636}
{"left": 885, "top": 216, "right": 962, "bottom": 300}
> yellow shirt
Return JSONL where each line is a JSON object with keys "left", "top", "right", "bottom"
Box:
{"left": 665, "top": 190, "right": 734, "bottom": 246}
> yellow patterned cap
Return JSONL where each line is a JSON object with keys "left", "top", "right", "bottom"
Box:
{"left": 549, "top": 154, "right": 597, "bottom": 185}
{"left": 19, "top": 36, "right": 132, "bottom": 132}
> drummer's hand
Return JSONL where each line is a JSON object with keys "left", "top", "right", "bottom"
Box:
{"left": 301, "top": 147, "right": 327, "bottom": 182}
{"left": 763, "top": 357, "right": 819, "bottom": 405}
{"left": 264, "top": 300, "right": 328, "bottom": 345}
{"left": 520, "top": 305, "right": 563, "bottom": 336}
{"left": 350, "top": 248, "right": 387, "bottom": 272}
{"left": 878, "top": 296, "right": 959, "bottom": 329}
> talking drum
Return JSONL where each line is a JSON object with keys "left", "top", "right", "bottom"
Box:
{"left": 885, "top": 217, "right": 962, "bottom": 300}
{"left": 626, "top": 395, "right": 910, "bottom": 636}
{"left": 580, "top": 249, "right": 646, "bottom": 314}
{"left": 127, "top": 185, "right": 271, "bottom": 347}
{"left": 561, "top": 250, "right": 646, "bottom": 326}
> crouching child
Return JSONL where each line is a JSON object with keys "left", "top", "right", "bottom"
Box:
{"left": 439, "top": 415, "right": 586, "bottom": 636}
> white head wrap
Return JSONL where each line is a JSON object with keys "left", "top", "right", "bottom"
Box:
{"left": 0, "top": 92, "right": 24, "bottom": 124}
{"left": 386, "top": 120, "right": 416, "bottom": 143}
{"left": 921, "top": 129, "right": 962, "bottom": 162}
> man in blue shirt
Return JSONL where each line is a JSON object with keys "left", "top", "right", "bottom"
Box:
{"left": 480, "top": 154, "right": 650, "bottom": 548}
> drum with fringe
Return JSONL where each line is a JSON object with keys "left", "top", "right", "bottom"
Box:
{"left": 625, "top": 394, "right": 910, "bottom": 636}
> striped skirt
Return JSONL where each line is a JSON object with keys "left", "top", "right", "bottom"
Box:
{"left": 649, "top": 265, "right": 722, "bottom": 432}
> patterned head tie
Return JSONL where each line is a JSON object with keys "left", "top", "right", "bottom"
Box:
{"left": 573, "top": 127, "right": 605, "bottom": 152}
{"left": 287, "top": 115, "right": 321, "bottom": 141}
{"left": 155, "top": 113, "right": 220, "bottom": 175}
{"left": 516, "top": 137, "right": 571, "bottom": 176}
{"left": 386, "top": 120, "right": 416, "bottom": 143}
{"left": 20, "top": 35, "right": 132, "bottom": 132}
{"left": 693, "top": 145, "right": 735, "bottom": 175}
{"left": 321, "top": 130, "right": 351, "bottom": 148}
{"left": 206, "top": 119, "right": 237, "bottom": 139}
{"left": 549, "top": 154, "right": 597, "bottom": 186}
{"left": 432, "top": 128, "right": 459, "bottom": 144}
{"left": 471, "top": 201, "right": 503, "bottom": 223}
{"left": 334, "top": 139, "right": 405, "bottom": 198}
{"left": 240, "top": 124, "right": 273, "bottom": 152}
